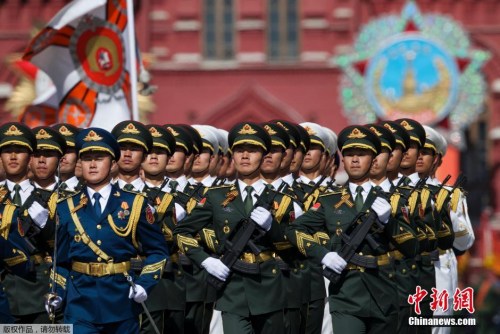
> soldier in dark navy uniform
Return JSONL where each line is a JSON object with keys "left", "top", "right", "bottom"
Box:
{"left": 286, "top": 125, "right": 399, "bottom": 334}
{"left": 49, "top": 127, "right": 168, "bottom": 334}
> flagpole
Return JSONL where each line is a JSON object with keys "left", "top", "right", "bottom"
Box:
{"left": 126, "top": 0, "right": 139, "bottom": 121}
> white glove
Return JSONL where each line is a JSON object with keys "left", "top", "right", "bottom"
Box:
{"left": 28, "top": 201, "right": 48, "bottom": 228}
{"left": 250, "top": 206, "right": 273, "bottom": 231}
{"left": 44, "top": 295, "right": 62, "bottom": 314}
{"left": 321, "top": 252, "right": 347, "bottom": 274}
{"left": 128, "top": 284, "right": 148, "bottom": 303}
{"left": 372, "top": 197, "right": 391, "bottom": 224}
{"left": 175, "top": 203, "right": 187, "bottom": 222}
{"left": 201, "top": 257, "right": 230, "bottom": 281}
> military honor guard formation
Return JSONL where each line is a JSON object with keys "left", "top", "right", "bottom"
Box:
{"left": 0, "top": 118, "right": 474, "bottom": 334}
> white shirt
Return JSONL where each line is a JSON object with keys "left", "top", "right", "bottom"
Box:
{"left": 87, "top": 184, "right": 112, "bottom": 214}
{"left": 5, "top": 179, "right": 33, "bottom": 205}
{"left": 33, "top": 181, "right": 57, "bottom": 191}
{"left": 281, "top": 173, "right": 296, "bottom": 187}
{"left": 117, "top": 177, "right": 146, "bottom": 192}
{"left": 63, "top": 176, "right": 80, "bottom": 191}
{"left": 167, "top": 175, "right": 188, "bottom": 193}
{"left": 408, "top": 172, "right": 420, "bottom": 187}
{"left": 298, "top": 175, "right": 323, "bottom": 186}
{"left": 188, "top": 175, "right": 216, "bottom": 188}
{"left": 348, "top": 181, "right": 371, "bottom": 202}
{"left": 370, "top": 178, "right": 393, "bottom": 193}
{"left": 238, "top": 179, "right": 265, "bottom": 205}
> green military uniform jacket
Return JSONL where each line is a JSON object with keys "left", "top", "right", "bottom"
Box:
{"left": 174, "top": 181, "right": 289, "bottom": 317}
{"left": 285, "top": 183, "right": 399, "bottom": 319}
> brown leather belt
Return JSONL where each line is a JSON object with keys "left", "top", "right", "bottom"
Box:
{"left": 72, "top": 261, "right": 131, "bottom": 277}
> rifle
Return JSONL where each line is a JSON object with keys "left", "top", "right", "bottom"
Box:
{"left": 322, "top": 186, "right": 395, "bottom": 283}
{"left": 207, "top": 189, "right": 278, "bottom": 290}
{"left": 301, "top": 175, "right": 328, "bottom": 204}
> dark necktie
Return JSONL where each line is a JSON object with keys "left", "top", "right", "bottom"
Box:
{"left": 355, "top": 186, "right": 364, "bottom": 211}
{"left": 244, "top": 186, "right": 254, "bottom": 215}
{"left": 123, "top": 184, "right": 134, "bottom": 191}
{"left": 59, "top": 182, "right": 68, "bottom": 191}
{"left": 93, "top": 193, "right": 102, "bottom": 216}
{"left": 170, "top": 180, "right": 179, "bottom": 192}
{"left": 12, "top": 184, "right": 22, "bottom": 207}
{"left": 308, "top": 181, "right": 315, "bottom": 186}
{"left": 266, "top": 183, "right": 275, "bottom": 190}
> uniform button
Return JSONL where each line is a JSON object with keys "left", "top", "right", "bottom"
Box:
{"left": 402, "top": 269, "right": 406, "bottom": 274}
{"left": 44, "top": 270, "right": 48, "bottom": 275}
{"left": 97, "top": 225, "right": 102, "bottom": 230}
{"left": 300, "top": 264, "right": 304, "bottom": 269}
{"left": 177, "top": 270, "right": 182, "bottom": 275}
{"left": 388, "top": 273, "right": 393, "bottom": 278}
{"left": 97, "top": 240, "right": 102, "bottom": 245}
{"left": 97, "top": 257, "right": 102, "bottom": 262}
{"left": 272, "top": 269, "right": 277, "bottom": 274}
{"left": 411, "top": 265, "right": 416, "bottom": 270}
{"left": 293, "top": 269, "right": 298, "bottom": 273}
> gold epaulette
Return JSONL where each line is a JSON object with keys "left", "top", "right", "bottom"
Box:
{"left": 0, "top": 186, "right": 9, "bottom": 203}
{"left": 390, "top": 192, "right": 401, "bottom": 216}
{"left": 48, "top": 193, "right": 58, "bottom": 220}
{"left": 435, "top": 187, "right": 450, "bottom": 213}
{"left": 450, "top": 188, "right": 462, "bottom": 212}
{"left": 157, "top": 192, "right": 174, "bottom": 216}
{"left": 275, "top": 194, "right": 292, "bottom": 223}
{"left": 420, "top": 188, "right": 431, "bottom": 212}
{"left": 0, "top": 204, "right": 16, "bottom": 239}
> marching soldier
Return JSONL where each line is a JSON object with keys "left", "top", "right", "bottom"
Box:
{"left": 111, "top": 121, "right": 153, "bottom": 192}
{"left": 174, "top": 122, "right": 286, "bottom": 334}
{"left": 0, "top": 224, "right": 36, "bottom": 324}
{"left": 271, "top": 120, "right": 301, "bottom": 188}
{"left": 261, "top": 121, "right": 306, "bottom": 334}
{"left": 396, "top": 118, "right": 440, "bottom": 333}
{"left": 367, "top": 123, "right": 420, "bottom": 333}
{"left": 48, "top": 127, "right": 168, "bottom": 333}
{"left": 0, "top": 123, "right": 54, "bottom": 324}
{"left": 139, "top": 124, "right": 183, "bottom": 334}
{"left": 290, "top": 124, "right": 311, "bottom": 180}
{"left": 52, "top": 123, "right": 83, "bottom": 193}
{"left": 285, "top": 125, "right": 398, "bottom": 333}
{"left": 296, "top": 122, "right": 331, "bottom": 334}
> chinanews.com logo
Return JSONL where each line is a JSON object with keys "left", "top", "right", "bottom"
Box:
{"left": 407, "top": 286, "right": 477, "bottom": 327}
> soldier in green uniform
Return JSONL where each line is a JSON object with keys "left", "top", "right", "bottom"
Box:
{"left": 139, "top": 124, "right": 183, "bottom": 334}
{"left": 286, "top": 125, "right": 399, "bottom": 334}
{"left": 295, "top": 122, "right": 331, "bottom": 334}
{"left": 52, "top": 124, "right": 83, "bottom": 193}
{"left": 111, "top": 121, "right": 153, "bottom": 192}
{"left": 261, "top": 121, "right": 306, "bottom": 334}
{"left": 396, "top": 118, "right": 440, "bottom": 333}
{"left": 174, "top": 122, "right": 287, "bottom": 334}
{"left": 0, "top": 123, "right": 55, "bottom": 323}
{"left": 367, "top": 123, "right": 420, "bottom": 333}
{"left": 185, "top": 124, "right": 221, "bottom": 334}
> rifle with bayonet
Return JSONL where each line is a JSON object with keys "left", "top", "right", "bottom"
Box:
{"left": 207, "top": 189, "right": 278, "bottom": 290}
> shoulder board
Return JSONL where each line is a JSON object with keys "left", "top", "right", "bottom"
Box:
{"left": 121, "top": 188, "right": 146, "bottom": 196}
{"left": 57, "top": 190, "right": 82, "bottom": 203}
{"left": 0, "top": 186, "right": 9, "bottom": 203}
{"left": 318, "top": 191, "right": 339, "bottom": 198}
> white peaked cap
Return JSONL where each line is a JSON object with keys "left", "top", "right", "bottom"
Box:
{"left": 299, "top": 122, "right": 329, "bottom": 152}
{"left": 192, "top": 125, "right": 219, "bottom": 156}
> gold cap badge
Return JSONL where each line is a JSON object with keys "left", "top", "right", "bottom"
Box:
{"left": 347, "top": 128, "right": 366, "bottom": 139}
{"left": 383, "top": 123, "right": 396, "bottom": 133}
{"left": 83, "top": 130, "right": 103, "bottom": 141}
{"left": 238, "top": 124, "right": 257, "bottom": 135}
{"left": 121, "top": 123, "right": 140, "bottom": 134}
{"left": 36, "top": 129, "right": 52, "bottom": 140}
{"left": 167, "top": 127, "right": 179, "bottom": 137}
{"left": 304, "top": 126, "right": 316, "bottom": 136}
{"left": 369, "top": 126, "right": 382, "bottom": 136}
{"left": 400, "top": 120, "right": 414, "bottom": 131}
{"left": 263, "top": 125, "right": 277, "bottom": 135}
{"left": 149, "top": 127, "right": 162, "bottom": 138}
{"left": 4, "top": 125, "right": 23, "bottom": 136}
{"left": 58, "top": 126, "right": 73, "bottom": 136}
